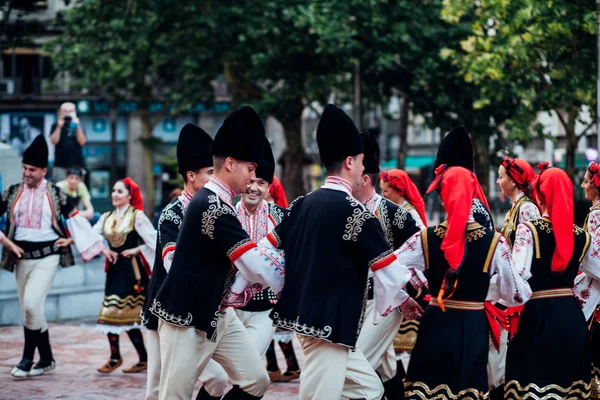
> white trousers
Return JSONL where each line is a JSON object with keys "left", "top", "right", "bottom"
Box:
{"left": 356, "top": 299, "right": 404, "bottom": 382}
{"left": 488, "top": 329, "right": 509, "bottom": 390}
{"left": 299, "top": 335, "right": 384, "bottom": 400}
{"left": 157, "top": 308, "right": 269, "bottom": 400}
{"left": 235, "top": 309, "right": 277, "bottom": 356}
{"left": 15, "top": 255, "right": 60, "bottom": 331}
{"left": 199, "top": 309, "right": 277, "bottom": 396}
{"left": 147, "top": 328, "right": 230, "bottom": 400}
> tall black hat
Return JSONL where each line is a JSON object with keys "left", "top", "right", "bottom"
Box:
{"left": 177, "top": 123, "right": 213, "bottom": 175}
{"left": 212, "top": 106, "right": 265, "bottom": 163}
{"left": 434, "top": 126, "right": 474, "bottom": 171}
{"left": 256, "top": 139, "right": 275, "bottom": 184}
{"left": 22, "top": 134, "right": 48, "bottom": 168}
{"left": 360, "top": 130, "right": 380, "bottom": 174}
{"left": 317, "top": 104, "right": 364, "bottom": 165}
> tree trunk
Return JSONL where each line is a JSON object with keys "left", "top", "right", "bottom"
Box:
{"left": 396, "top": 94, "right": 409, "bottom": 169}
{"left": 563, "top": 109, "right": 579, "bottom": 181}
{"left": 471, "top": 133, "right": 490, "bottom": 195}
{"left": 281, "top": 108, "right": 306, "bottom": 202}
{"left": 139, "top": 108, "right": 156, "bottom": 217}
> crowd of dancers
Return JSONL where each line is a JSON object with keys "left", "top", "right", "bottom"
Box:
{"left": 1, "top": 103, "right": 600, "bottom": 400}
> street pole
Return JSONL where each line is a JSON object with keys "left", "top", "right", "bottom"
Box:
{"left": 597, "top": 0, "right": 600, "bottom": 157}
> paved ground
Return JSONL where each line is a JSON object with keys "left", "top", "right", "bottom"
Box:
{"left": 0, "top": 322, "right": 301, "bottom": 399}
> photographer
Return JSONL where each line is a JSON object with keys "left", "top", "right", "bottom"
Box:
{"left": 50, "top": 102, "right": 86, "bottom": 181}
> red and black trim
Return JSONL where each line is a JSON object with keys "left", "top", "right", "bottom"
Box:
{"left": 228, "top": 239, "right": 257, "bottom": 262}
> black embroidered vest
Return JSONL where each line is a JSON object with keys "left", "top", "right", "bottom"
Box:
{"left": 522, "top": 218, "right": 590, "bottom": 291}
{"left": 421, "top": 222, "right": 501, "bottom": 302}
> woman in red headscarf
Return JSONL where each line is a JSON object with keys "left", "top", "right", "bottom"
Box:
{"left": 390, "top": 166, "right": 530, "bottom": 399}
{"left": 380, "top": 169, "right": 427, "bottom": 229}
{"left": 92, "top": 177, "right": 157, "bottom": 374}
{"left": 505, "top": 164, "right": 594, "bottom": 398}
{"left": 574, "top": 162, "right": 600, "bottom": 397}
{"left": 497, "top": 157, "right": 540, "bottom": 248}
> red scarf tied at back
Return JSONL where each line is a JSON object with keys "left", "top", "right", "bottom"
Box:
{"left": 380, "top": 169, "right": 428, "bottom": 227}
{"left": 122, "top": 177, "right": 144, "bottom": 211}
{"left": 501, "top": 157, "right": 535, "bottom": 198}
{"left": 531, "top": 163, "right": 574, "bottom": 273}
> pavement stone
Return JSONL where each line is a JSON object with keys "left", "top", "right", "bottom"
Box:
{"left": 0, "top": 322, "right": 301, "bottom": 399}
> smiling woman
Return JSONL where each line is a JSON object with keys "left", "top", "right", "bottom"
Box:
{"left": 92, "top": 177, "right": 157, "bottom": 374}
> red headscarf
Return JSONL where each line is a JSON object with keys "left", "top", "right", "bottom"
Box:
{"left": 501, "top": 157, "right": 535, "bottom": 198}
{"left": 588, "top": 162, "right": 600, "bottom": 189}
{"left": 427, "top": 165, "right": 490, "bottom": 274}
{"left": 269, "top": 176, "right": 288, "bottom": 208}
{"left": 122, "top": 177, "right": 143, "bottom": 211}
{"left": 380, "top": 169, "right": 427, "bottom": 227}
{"left": 531, "top": 163, "right": 574, "bottom": 273}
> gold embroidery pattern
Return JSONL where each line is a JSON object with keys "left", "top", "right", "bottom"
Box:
{"left": 592, "top": 366, "right": 600, "bottom": 399}
{"left": 149, "top": 299, "right": 193, "bottom": 326}
{"left": 501, "top": 196, "right": 531, "bottom": 248}
{"left": 467, "top": 228, "right": 486, "bottom": 242}
{"left": 434, "top": 225, "right": 446, "bottom": 239}
{"left": 405, "top": 381, "right": 489, "bottom": 399}
{"left": 272, "top": 313, "right": 332, "bottom": 339}
{"left": 422, "top": 229, "right": 429, "bottom": 270}
{"left": 98, "top": 294, "right": 145, "bottom": 324}
{"left": 103, "top": 207, "right": 137, "bottom": 248}
{"left": 504, "top": 379, "right": 591, "bottom": 399}
{"left": 394, "top": 320, "right": 420, "bottom": 352}
{"left": 534, "top": 218, "right": 553, "bottom": 233}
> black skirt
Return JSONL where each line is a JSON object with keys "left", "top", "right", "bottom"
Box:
{"left": 505, "top": 296, "right": 591, "bottom": 399}
{"left": 405, "top": 306, "right": 489, "bottom": 399}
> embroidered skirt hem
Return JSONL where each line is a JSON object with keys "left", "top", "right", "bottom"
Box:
{"left": 504, "top": 379, "right": 591, "bottom": 400}
{"left": 405, "top": 381, "right": 489, "bottom": 400}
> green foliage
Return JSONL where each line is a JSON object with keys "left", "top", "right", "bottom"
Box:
{"left": 442, "top": 0, "right": 597, "bottom": 146}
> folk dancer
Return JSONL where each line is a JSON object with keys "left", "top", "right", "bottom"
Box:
{"left": 151, "top": 106, "right": 285, "bottom": 400}
{"left": 93, "top": 178, "right": 156, "bottom": 373}
{"left": 401, "top": 166, "right": 530, "bottom": 400}
{"left": 139, "top": 124, "right": 222, "bottom": 399}
{"left": 260, "top": 104, "right": 422, "bottom": 400}
{"left": 574, "top": 162, "right": 600, "bottom": 399}
{"left": 352, "top": 131, "right": 421, "bottom": 400}
{"left": 379, "top": 168, "right": 427, "bottom": 229}
{"left": 505, "top": 164, "right": 594, "bottom": 398}
{"left": 0, "top": 134, "right": 111, "bottom": 377}
{"left": 489, "top": 157, "right": 539, "bottom": 399}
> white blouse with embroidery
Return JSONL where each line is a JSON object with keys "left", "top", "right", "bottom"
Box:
{"left": 573, "top": 201, "right": 600, "bottom": 320}
{"left": 400, "top": 200, "right": 426, "bottom": 230}
{"left": 93, "top": 205, "right": 157, "bottom": 268}
{"left": 510, "top": 192, "right": 541, "bottom": 225}
{"left": 391, "top": 221, "right": 531, "bottom": 308}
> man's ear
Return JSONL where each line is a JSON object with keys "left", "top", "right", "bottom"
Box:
{"left": 225, "top": 157, "right": 236, "bottom": 172}
{"left": 343, "top": 156, "right": 354, "bottom": 171}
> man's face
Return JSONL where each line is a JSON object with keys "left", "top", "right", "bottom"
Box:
{"left": 67, "top": 174, "right": 82, "bottom": 191}
{"left": 349, "top": 154, "right": 365, "bottom": 188}
{"left": 243, "top": 178, "right": 269, "bottom": 207}
{"left": 60, "top": 103, "right": 76, "bottom": 118}
{"left": 188, "top": 166, "right": 214, "bottom": 192}
{"left": 22, "top": 164, "right": 46, "bottom": 187}
{"left": 231, "top": 160, "right": 257, "bottom": 194}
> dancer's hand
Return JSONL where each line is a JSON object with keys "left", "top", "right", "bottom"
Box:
{"left": 400, "top": 297, "right": 424, "bottom": 320}
{"left": 55, "top": 238, "right": 74, "bottom": 248}
{"left": 121, "top": 247, "right": 140, "bottom": 258}
{"left": 102, "top": 249, "right": 119, "bottom": 264}
{"left": 2, "top": 239, "right": 24, "bottom": 258}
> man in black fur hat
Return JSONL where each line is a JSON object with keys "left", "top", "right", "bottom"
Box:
{"left": 141, "top": 123, "right": 231, "bottom": 400}
{"left": 352, "top": 130, "right": 423, "bottom": 400}
{"left": 261, "top": 104, "right": 422, "bottom": 399}
{"left": 151, "top": 106, "right": 285, "bottom": 400}
{"left": 0, "top": 134, "right": 113, "bottom": 378}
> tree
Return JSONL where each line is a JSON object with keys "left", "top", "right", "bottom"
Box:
{"left": 441, "top": 0, "right": 597, "bottom": 180}
{"left": 47, "top": 0, "right": 220, "bottom": 214}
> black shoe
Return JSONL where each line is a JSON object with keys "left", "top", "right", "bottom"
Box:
{"left": 29, "top": 359, "right": 56, "bottom": 376}
{"left": 11, "top": 358, "right": 34, "bottom": 378}
{"left": 222, "top": 385, "right": 262, "bottom": 399}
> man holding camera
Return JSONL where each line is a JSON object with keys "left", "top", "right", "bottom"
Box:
{"left": 50, "top": 102, "right": 87, "bottom": 182}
